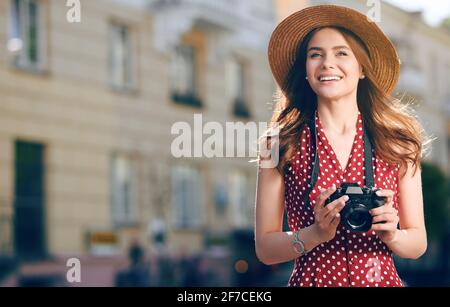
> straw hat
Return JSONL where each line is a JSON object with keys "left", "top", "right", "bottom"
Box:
{"left": 268, "top": 5, "right": 401, "bottom": 95}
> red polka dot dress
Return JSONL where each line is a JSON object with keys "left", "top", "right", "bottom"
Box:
{"left": 285, "top": 111, "right": 403, "bottom": 287}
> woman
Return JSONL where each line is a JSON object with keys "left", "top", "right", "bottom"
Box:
{"left": 255, "top": 5, "right": 429, "bottom": 287}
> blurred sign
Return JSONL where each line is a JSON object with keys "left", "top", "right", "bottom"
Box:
{"left": 87, "top": 230, "right": 119, "bottom": 256}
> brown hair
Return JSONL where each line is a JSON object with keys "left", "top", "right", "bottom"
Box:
{"left": 267, "top": 26, "right": 430, "bottom": 178}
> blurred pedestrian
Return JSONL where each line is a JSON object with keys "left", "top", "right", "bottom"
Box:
{"left": 115, "top": 241, "right": 151, "bottom": 287}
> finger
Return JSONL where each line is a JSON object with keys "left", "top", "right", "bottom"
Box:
{"left": 371, "top": 223, "right": 397, "bottom": 232}
{"left": 330, "top": 213, "right": 340, "bottom": 227}
{"left": 315, "top": 185, "right": 337, "bottom": 210}
{"left": 314, "top": 188, "right": 326, "bottom": 214}
{"left": 376, "top": 189, "right": 394, "bottom": 203}
{"left": 372, "top": 213, "right": 397, "bottom": 224}
{"left": 374, "top": 190, "right": 392, "bottom": 204}
{"left": 370, "top": 202, "right": 394, "bottom": 216}
{"left": 318, "top": 195, "right": 347, "bottom": 224}
{"left": 315, "top": 209, "right": 325, "bottom": 223}
{"left": 375, "top": 189, "right": 395, "bottom": 197}
{"left": 324, "top": 196, "right": 348, "bottom": 221}
{"left": 386, "top": 202, "right": 395, "bottom": 213}
{"left": 316, "top": 194, "right": 346, "bottom": 224}
{"left": 323, "top": 206, "right": 343, "bottom": 225}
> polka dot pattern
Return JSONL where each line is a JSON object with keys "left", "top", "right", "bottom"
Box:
{"left": 285, "top": 111, "right": 403, "bottom": 287}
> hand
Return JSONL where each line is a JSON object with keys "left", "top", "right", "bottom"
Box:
{"left": 370, "top": 189, "right": 399, "bottom": 243}
{"left": 312, "top": 185, "right": 349, "bottom": 244}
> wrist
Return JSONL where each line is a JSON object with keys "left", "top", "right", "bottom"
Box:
{"left": 310, "top": 223, "right": 326, "bottom": 245}
{"left": 292, "top": 231, "right": 305, "bottom": 256}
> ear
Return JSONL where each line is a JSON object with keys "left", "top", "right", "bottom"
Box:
{"left": 359, "top": 66, "right": 365, "bottom": 79}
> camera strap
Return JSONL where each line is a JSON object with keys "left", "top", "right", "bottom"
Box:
{"left": 304, "top": 112, "right": 375, "bottom": 209}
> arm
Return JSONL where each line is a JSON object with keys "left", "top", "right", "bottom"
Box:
{"left": 390, "top": 162, "right": 427, "bottom": 259}
{"left": 254, "top": 166, "right": 321, "bottom": 265}
{"left": 254, "top": 166, "right": 347, "bottom": 265}
{"left": 371, "top": 162, "right": 427, "bottom": 259}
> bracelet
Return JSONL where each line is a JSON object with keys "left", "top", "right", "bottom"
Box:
{"left": 292, "top": 230, "right": 308, "bottom": 256}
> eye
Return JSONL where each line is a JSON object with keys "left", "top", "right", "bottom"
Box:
{"left": 309, "top": 53, "right": 322, "bottom": 58}
{"left": 337, "top": 51, "right": 348, "bottom": 56}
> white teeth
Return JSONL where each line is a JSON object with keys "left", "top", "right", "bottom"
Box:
{"left": 319, "top": 76, "right": 342, "bottom": 81}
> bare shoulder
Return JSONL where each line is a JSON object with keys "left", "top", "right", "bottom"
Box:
{"left": 396, "top": 143, "right": 422, "bottom": 197}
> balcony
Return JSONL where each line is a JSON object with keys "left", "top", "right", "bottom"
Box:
{"left": 148, "top": 0, "right": 275, "bottom": 60}
{"left": 149, "top": 0, "right": 244, "bottom": 18}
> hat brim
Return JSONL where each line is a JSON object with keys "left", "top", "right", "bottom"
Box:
{"left": 268, "top": 5, "right": 400, "bottom": 95}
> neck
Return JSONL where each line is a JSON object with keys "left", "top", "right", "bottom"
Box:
{"left": 317, "top": 96, "right": 359, "bottom": 135}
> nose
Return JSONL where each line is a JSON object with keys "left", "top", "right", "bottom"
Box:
{"left": 321, "top": 55, "right": 336, "bottom": 70}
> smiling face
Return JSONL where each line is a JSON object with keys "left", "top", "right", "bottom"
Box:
{"left": 306, "top": 27, "right": 364, "bottom": 102}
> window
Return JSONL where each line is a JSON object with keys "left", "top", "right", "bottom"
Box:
{"left": 228, "top": 58, "right": 251, "bottom": 118}
{"left": 170, "top": 44, "right": 202, "bottom": 107}
{"left": 110, "top": 154, "right": 138, "bottom": 226}
{"left": 109, "top": 22, "right": 136, "bottom": 90}
{"left": 9, "top": 0, "right": 47, "bottom": 71}
{"left": 171, "top": 166, "right": 203, "bottom": 229}
{"left": 229, "top": 171, "right": 251, "bottom": 228}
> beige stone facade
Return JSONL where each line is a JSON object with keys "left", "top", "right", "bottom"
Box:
{"left": 0, "top": 0, "right": 277, "bottom": 257}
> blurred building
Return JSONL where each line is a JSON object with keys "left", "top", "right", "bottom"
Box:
{"left": 1, "top": 0, "right": 449, "bottom": 287}
{"left": 0, "top": 0, "right": 277, "bottom": 261}
{"left": 275, "top": 0, "right": 309, "bottom": 21}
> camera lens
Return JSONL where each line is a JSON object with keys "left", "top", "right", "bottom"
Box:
{"left": 343, "top": 203, "right": 372, "bottom": 232}
{"left": 348, "top": 210, "right": 369, "bottom": 227}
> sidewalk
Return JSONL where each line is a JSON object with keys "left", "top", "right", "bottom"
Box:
{"left": 1, "top": 254, "right": 129, "bottom": 287}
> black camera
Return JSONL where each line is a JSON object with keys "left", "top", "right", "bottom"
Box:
{"left": 325, "top": 183, "right": 386, "bottom": 232}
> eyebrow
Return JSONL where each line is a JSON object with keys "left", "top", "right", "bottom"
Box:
{"left": 307, "top": 46, "right": 350, "bottom": 52}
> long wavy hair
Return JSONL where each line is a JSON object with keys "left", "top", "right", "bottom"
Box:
{"left": 268, "top": 26, "right": 430, "bottom": 178}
